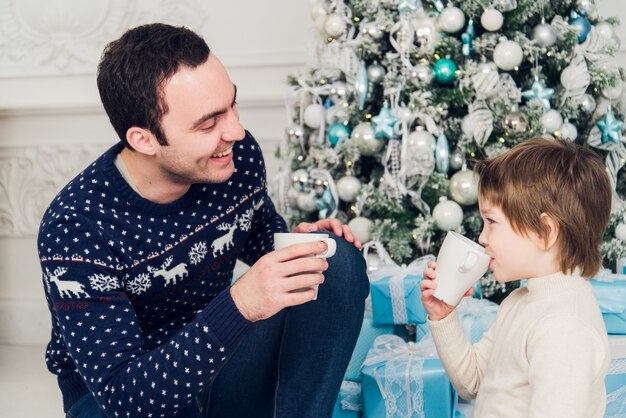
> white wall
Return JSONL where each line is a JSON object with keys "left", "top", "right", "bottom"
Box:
{"left": 1, "top": 0, "right": 625, "bottom": 345}
{"left": 0, "top": 0, "right": 314, "bottom": 345}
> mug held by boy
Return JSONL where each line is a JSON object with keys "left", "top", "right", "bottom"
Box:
{"left": 434, "top": 231, "right": 490, "bottom": 307}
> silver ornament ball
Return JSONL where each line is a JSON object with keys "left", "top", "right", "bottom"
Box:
{"left": 533, "top": 23, "right": 558, "bottom": 47}
{"left": 410, "top": 64, "right": 434, "bottom": 85}
{"left": 351, "top": 122, "right": 383, "bottom": 156}
{"left": 502, "top": 111, "right": 528, "bottom": 134}
{"left": 450, "top": 151, "right": 466, "bottom": 171}
{"left": 367, "top": 63, "right": 386, "bottom": 84}
{"left": 449, "top": 169, "right": 479, "bottom": 206}
{"left": 579, "top": 94, "right": 596, "bottom": 113}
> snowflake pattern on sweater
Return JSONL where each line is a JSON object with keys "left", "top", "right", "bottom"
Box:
{"left": 38, "top": 131, "right": 287, "bottom": 417}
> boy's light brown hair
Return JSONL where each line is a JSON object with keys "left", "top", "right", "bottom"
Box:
{"left": 474, "top": 137, "right": 611, "bottom": 278}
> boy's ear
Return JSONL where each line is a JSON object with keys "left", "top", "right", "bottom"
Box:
{"left": 538, "top": 212, "right": 559, "bottom": 250}
{"left": 126, "top": 127, "right": 158, "bottom": 155}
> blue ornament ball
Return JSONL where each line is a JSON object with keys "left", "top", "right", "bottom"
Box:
{"left": 434, "top": 58, "right": 458, "bottom": 84}
{"left": 327, "top": 123, "right": 351, "bottom": 146}
{"left": 570, "top": 15, "right": 591, "bottom": 43}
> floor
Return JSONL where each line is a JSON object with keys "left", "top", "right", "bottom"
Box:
{"left": 0, "top": 343, "right": 474, "bottom": 418}
{"left": 0, "top": 344, "right": 63, "bottom": 417}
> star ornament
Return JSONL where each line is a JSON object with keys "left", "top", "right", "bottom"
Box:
{"left": 522, "top": 78, "right": 555, "bottom": 110}
{"left": 398, "top": 0, "right": 421, "bottom": 14}
{"left": 597, "top": 109, "right": 624, "bottom": 145}
{"left": 372, "top": 104, "right": 399, "bottom": 139}
{"left": 316, "top": 188, "right": 336, "bottom": 219}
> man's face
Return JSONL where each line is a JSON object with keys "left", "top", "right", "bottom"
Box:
{"left": 478, "top": 197, "right": 546, "bottom": 282}
{"left": 155, "top": 54, "right": 245, "bottom": 185}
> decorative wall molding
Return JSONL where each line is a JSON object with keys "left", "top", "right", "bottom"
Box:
{"left": 0, "top": 144, "right": 108, "bottom": 237}
{"left": 0, "top": 0, "right": 208, "bottom": 77}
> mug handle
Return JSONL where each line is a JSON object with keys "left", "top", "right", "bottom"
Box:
{"left": 458, "top": 252, "right": 477, "bottom": 273}
{"left": 319, "top": 238, "right": 336, "bottom": 258}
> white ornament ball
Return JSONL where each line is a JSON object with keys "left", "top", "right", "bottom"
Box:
{"left": 493, "top": 40, "right": 523, "bottom": 71}
{"left": 314, "top": 14, "right": 328, "bottom": 34}
{"left": 324, "top": 14, "right": 346, "bottom": 38}
{"left": 351, "top": 122, "right": 383, "bottom": 156}
{"left": 287, "top": 187, "right": 300, "bottom": 207}
{"left": 433, "top": 197, "right": 464, "bottom": 231}
{"left": 540, "top": 109, "right": 563, "bottom": 133}
{"left": 595, "top": 22, "right": 615, "bottom": 40}
{"left": 533, "top": 23, "right": 558, "bottom": 47}
{"left": 297, "top": 192, "right": 318, "bottom": 212}
{"left": 603, "top": 80, "right": 624, "bottom": 100}
{"left": 336, "top": 175, "right": 362, "bottom": 202}
{"left": 303, "top": 104, "right": 324, "bottom": 128}
{"left": 407, "top": 129, "right": 435, "bottom": 152}
{"left": 461, "top": 115, "right": 473, "bottom": 136}
{"left": 481, "top": 9, "right": 504, "bottom": 32}
{"left": 348, "top": 216, "right": 374, "bottom": 243}
{"left": 449, "top": 170, "right": 479, "bottom": 206}
{"left": 439, "top": 5, "right": 466, "bottom": 33}
{"left": 557, "top": 120, "right": 578, "bottom": 141}
{"left": 309, "top": 0, "right": 327, "bottom": 19}
{"left": 616, "top": 223, "right": 626, "bottom": 241}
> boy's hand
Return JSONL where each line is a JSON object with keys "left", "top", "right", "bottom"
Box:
{"left": 421, "top": 261, "right": 472, "bottom": 321}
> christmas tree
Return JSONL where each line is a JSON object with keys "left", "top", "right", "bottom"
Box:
{"left": 272, "top": 0, "right": 625, "bottom": 301}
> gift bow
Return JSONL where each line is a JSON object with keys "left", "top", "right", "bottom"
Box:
{"left": 363, "top": 334, "right": 438, "bottom": 418}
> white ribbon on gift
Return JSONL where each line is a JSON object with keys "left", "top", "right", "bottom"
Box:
{"left": 362, "top": 334, "right": 438, "bottom": 418}
{"left": 606, "top": 358, "right": 626, "bottom": 417}
{"left": 389, "top": 254, "right": 435, "bottom": 324}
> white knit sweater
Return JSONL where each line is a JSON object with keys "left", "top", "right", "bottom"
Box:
{"left": 428, "top": 272, "right": 610, "bottom": 418}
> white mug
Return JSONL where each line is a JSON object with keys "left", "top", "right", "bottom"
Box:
{"left": 433, "top": 231, "right": 490, "bottom": 307}
{"left": 273, "top": 233, "right": 337, "bottom": 299}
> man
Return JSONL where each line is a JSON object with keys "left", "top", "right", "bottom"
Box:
{"left": 38, "top": 23, "right": 368, "bottom": 418}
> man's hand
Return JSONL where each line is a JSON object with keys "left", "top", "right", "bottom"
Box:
{"left": 230, "top": 241, "right": 329, "bottom": 322}
{"left": 292, "top": 218, "right": 362, "bottom": 249}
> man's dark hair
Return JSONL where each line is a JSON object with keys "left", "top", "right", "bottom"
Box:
{"left": 97, "top": 23, "right": 210, "bottom": 147}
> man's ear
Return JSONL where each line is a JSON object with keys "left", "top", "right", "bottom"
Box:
{"left": 126, "top": 127, "right": 158, "bottom": 155}
{"left": 539, "top": 212, "right": 559, "bottom": 250}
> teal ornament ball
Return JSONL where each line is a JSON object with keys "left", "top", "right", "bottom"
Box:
{"left": 569, "top": 11, "right": 591, "bottom": 43}
{"left": 434, "top": 58, "right": 457, "bottom": 84}
{"left": 327, "top": 123, "right": 351, "bottom": 146}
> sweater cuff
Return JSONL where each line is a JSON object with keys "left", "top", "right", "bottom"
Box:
{"left": 198, "top": 288, "right": 252, "bottom": 351}
{"left": 427, "top": 310, "right": 466, "bottom": 348}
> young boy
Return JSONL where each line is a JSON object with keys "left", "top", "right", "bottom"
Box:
{"left": 420, "top": 138, "right": 611, "bottom": 417}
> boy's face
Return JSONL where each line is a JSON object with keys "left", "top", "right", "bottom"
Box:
{"left": 478, "top": 197, "right": 547, "bottom": 282}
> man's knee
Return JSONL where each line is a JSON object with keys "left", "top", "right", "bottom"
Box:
{"left": 322, "top": 232, "right": 369, "bottom": 300}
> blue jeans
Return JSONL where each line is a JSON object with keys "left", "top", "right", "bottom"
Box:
{"left": 66, "top": 232, "right": 368, "bottom": 418}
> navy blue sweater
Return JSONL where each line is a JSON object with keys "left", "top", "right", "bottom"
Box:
{"left": 38, "top": 132, "right": 287, "bottom": 417}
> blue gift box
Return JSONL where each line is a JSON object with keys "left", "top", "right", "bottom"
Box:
{"left": 345, "top": 317, "right": 394, "bottom": 382}
{"left": 333, "top": 381, "right": 363, "bottom": 418}
{"left": 456, "top": 297, "right": 499, "bottom": 344}
{"left": 361, "top": 334, "right": 457, "bottom": 418}
{"left": 606, "top": 336, "right": 626, "bottom": 417}
{"left": 369, "top": 256, "right": 434, "bottom": 326}
{"left": 590, "top": 273, "right": 626, "bottom": 334}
